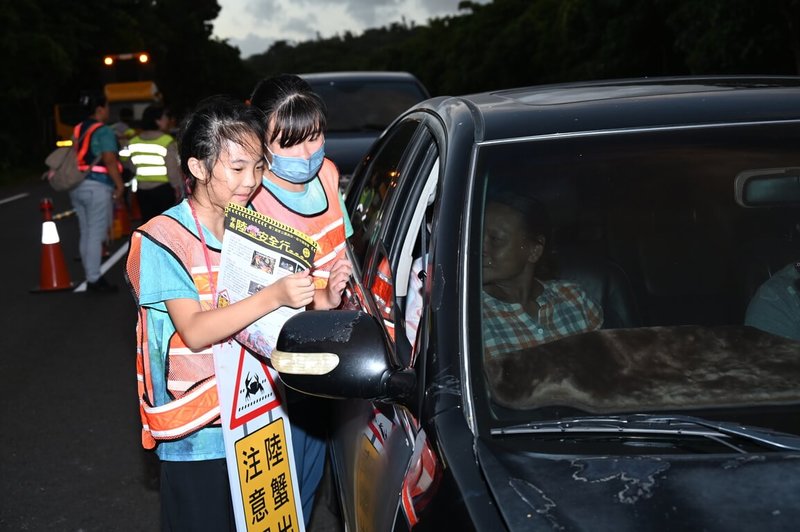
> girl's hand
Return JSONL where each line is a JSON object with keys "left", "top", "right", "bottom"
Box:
{"left": 166, "top": 270, "right": 314, "bottom": 350}
{"left": 324, "top": 258, "right": 353, "bottom": 308}
{"left": 271, "top": 270, "right": 315, "bottom": 309}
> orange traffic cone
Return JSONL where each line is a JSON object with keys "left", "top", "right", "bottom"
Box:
{"left": 111, "top": 197, "right": 131, "bottom": 240}
{"left": 31, "top": 198, "right": 74, "bottom": 292}
{"left": 129, "top": 190, "right": 142, "bottom": 221}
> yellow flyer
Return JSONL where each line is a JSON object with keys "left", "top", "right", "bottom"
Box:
{"left": 213, "top": 203, "right": 318, "bottom": 531}
{"left": 217, "top": 203, "right": 318, "bottom": 358}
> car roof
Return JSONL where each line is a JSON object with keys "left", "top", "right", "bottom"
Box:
{"left": 300, "top": 71, "right": 424, "bottom": 83}
{"left": 417, "top": 76, "right": 800, "bottom": 143}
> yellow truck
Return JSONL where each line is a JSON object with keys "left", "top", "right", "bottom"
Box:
{"left": 53, "top": 52, "right": 161, "bottom": 144}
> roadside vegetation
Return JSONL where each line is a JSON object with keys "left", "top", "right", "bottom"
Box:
{"left": 3, "top": 0, "right": 798, "bottom": 181}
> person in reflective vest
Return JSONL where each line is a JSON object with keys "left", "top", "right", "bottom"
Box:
{"left": 125, "top": 96, "right": 315, "bottom": 530}
{"left": 249, "top": 74, "right": 353, "bottom": 300}
{"left": 371, "top": 256, "right": 396, "bottom": 341}
{"left": 124, "top": 104, "right": 182, "bottom": 222}
{"left": 70, "top": 90, "right": 125, "bottom": 293}
{"left": 248, "top": 74, "right": 354, "bottom": 520}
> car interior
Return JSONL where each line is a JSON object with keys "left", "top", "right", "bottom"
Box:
{"left": 549, "top": 179, "right": 800, "bottom": 329}
{"left": 476, "top": 125, "right": 800, "bottom": 420}
{"left": 480, "top": 130, "right": 800, "bottom": 332}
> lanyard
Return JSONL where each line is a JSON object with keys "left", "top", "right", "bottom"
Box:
{"left": 188, "top": 199, "right": 218, "bottom": 308}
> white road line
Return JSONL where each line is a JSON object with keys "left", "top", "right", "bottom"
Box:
{"left": 73, "top": 241, "right": 130, "bottom": 292}
{"left": 0, "top": 193, "right": 29, "bottom": 205}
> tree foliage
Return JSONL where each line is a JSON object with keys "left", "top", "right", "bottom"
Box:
{"left": 2, "top": 0, "right": 798, "bottom": 171}
{"left": 246, "top": 0, "right": 799, "bottom": 96}
{"left": 1, "top": 0, "right": 253, "bottom": 171}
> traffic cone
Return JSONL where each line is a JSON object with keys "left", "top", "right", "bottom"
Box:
{"left": 129, "top": 190, "right": 142, "bottom": 221}
{"left": 111, "top": 197, "right": 131, "bottom": 240}
{"left": 31, "top": 198, "right": 74, "bottom": 292}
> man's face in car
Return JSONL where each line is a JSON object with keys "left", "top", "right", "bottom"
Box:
{"left": 482, "top": 201, "right": 543, "bottom": 287}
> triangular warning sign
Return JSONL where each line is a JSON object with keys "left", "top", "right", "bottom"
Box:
{"left": 229, "top": 346, "right": 282, "bottom": 430}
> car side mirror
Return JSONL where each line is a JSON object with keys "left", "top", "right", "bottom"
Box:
{"left": 272, "top": 310, "right": 415, "bottom": 403}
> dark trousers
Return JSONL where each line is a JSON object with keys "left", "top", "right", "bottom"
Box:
{"left": 137, "top": 183, "right": 177, "bottom": 223}
{"left": 159, "top": 458, "right": 236, "bottom": 532}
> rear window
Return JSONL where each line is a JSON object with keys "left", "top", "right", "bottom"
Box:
{"left": 307, "top": 79, "right": 428, "bottom": 133}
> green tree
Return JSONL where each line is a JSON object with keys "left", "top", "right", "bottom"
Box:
{"left": 141, "top": 0, "right": 257, "bottom": 116}
{"left": 666, "top": 0, "right": 800, "bottom": 74}
{"left": 3, "top": 0, "right": 799, "bottom": 175}
{"left": 1, "top": 0, "right": 250, "bottom": 171}
{"left": 0, "top": 0, "right": 77, "bottom": 169}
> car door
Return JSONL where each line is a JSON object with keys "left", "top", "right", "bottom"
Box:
{"left": 332, "top": 115, "right": 442, "bottom": 531}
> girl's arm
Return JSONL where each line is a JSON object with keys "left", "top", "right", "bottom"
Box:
{"left": 166, "top": 270, "right": 315, "bottom": 350}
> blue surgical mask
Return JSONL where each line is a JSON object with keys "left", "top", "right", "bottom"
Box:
{"left": 267, "top": 143, "right": 325, "bottom": 184}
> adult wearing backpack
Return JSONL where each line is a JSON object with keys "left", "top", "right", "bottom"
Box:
{"left": 70, "top": 90, "right": 125, "bottom": 293}
{"left": 124, "top": 104, "right": 182, "bottom": 222}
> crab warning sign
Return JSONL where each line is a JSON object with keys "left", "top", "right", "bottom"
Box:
{"left": 229, "top": 344, "right": 281, "bottom": 429}
{"left": 213, "top": 340, "right": 303, "bottom": 532}
{"left": 236, "top": 418, "right": 299, "bottom": 530}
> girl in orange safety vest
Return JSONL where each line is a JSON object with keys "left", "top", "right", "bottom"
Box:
{"left": 247, "top": 74, "right": 355, "bottom": 521}
{"left": 248, "top": 74, "right": 353, "bottom": 302}
{"left": 125, "top": 96, "right": 317, "bottom": 531}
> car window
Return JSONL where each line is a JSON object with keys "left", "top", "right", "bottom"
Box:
{"left": 308, "top": 80, "right": 428, "bottom": 132}
{"left": 347, "top": 117, "right": 440, "bottom": 367}
{"left": 474, "top": 122, "right": 800, "bottom": 427}
{"left": 348, "top": 119, "right": 421, "bottom": 270}
{"left": 399, "top": 159, "right": 438, "bottom": 367}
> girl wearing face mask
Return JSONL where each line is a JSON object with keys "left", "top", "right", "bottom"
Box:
{"left": 126, "top": 96, "right": 316, "bottom": 530}
{"left": 247, "top": 74, "right": 354, "bottom": 523}
{"left": 249, "top": 74, "right": 353, "bottom": 311}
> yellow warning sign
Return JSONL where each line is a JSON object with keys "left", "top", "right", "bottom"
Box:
{"left": 235, "top": 418, "right": 299, "bottom": 531}
{"left": 355, "top": 434, "right": 382, "bottom": 532}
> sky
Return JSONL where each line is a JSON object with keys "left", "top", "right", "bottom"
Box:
{"left": 213, "top": 0, "right": 491, "bottom": 58}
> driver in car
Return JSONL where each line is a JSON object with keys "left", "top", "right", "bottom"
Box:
{"left": 482, "top": 192, "right": 603, "bottom": 359}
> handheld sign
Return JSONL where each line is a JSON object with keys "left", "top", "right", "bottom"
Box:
{"left": 213, "top": 204, "right": 318, "bottom": 531}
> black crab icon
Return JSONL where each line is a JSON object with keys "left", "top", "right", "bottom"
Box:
{"left": 244, "top": 371, "right": 265, "bottom": 400}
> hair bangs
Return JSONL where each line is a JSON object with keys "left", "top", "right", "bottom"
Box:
{"left": 269, "top": 94, "right": 327, "bottom": 148}
{"left": 222, "top": 122, "right": 264, "bottom": 159}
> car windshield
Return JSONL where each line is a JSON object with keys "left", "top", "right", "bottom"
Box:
{"left": 307, "top": 79, "right": 427, "bottom": 132}
{"left": 473, "top": 123, "right": 800, "bottom": 435}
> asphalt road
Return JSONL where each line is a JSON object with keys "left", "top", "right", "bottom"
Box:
{"left": 0, "top": 178, "right": 343, "bottom": 531}
{"left": 0, "top": 178, "right": 159, "bottom": 530}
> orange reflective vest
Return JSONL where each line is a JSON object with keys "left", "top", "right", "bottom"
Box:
{"left": 128, "top": 215, "right": 220, "bottom": 450}
{"left": 74, "top": 122, "right": 123, "bottom": 175}
{"left": 371, "top": 257, "right": 396, "bottom": 341}
{"left": 250, "top": 158, "right": 348, "bottom": 289}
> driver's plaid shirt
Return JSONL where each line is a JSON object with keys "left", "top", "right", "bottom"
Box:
{"left": 482, "top": 280, "right": 603, "bottom": 359}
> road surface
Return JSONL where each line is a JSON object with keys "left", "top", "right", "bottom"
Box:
{"left": 0, "top": 178, "right": 342, "bottom": 531}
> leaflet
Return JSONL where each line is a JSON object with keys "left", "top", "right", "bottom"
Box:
{"left": 217, "top": 202, "right": 319, "bottom": 358}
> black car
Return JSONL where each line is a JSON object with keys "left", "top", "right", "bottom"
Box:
{"left": 273, "top": 77, "right": 800, "bottom": 531}
{"left": 301, "top": 71, "right": 430, "bottom": 186}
